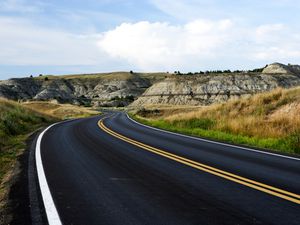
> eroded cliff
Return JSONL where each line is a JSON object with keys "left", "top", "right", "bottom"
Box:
{"left": 1, "top": 63, "right": 300, "bottom": 107}
{"left": 132, "top": 72, "right": 300, "bottom": 106}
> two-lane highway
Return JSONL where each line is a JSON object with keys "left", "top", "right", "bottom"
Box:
{"left": 36, "top": 112, "right": 300, "bottom": 225}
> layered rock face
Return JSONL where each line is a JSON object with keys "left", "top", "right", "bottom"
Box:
{"left": 1, "top": 63, "right": 300, "bottom": 107}
{"left": 131, "top": 63, "right": 300, "bottom": 106}
{"left": 131, "top": 72, "right": 300, "bottom": 106}
{"left": 262, "top": 63, "right": 300, "bottom": 76}
{"left": 0, "top": 74, "right": 152, "bottom": 106}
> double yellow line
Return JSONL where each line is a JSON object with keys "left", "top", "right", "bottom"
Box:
{"left": 98, "top": 118, "right": 300, "bottom": 204}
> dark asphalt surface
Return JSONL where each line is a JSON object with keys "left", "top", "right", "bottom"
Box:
{"left": 39, "top": 112, "right": 300, "bottom": 225}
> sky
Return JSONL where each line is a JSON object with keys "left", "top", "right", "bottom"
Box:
{"left": 1, "top": 0, "right": 300, "bottom": 79}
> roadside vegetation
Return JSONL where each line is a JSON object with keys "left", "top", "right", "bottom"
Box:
{"left": 0, "top": 99, "right": 100, "bottom": 218}
{"left": 22, "top": 101, "right": 99, "bottom": 119}
{"left": 0, "top": 99, "right": 57, "bottom": 197}
{"left": 132, "top": 87, "right": 300, "bottom": 155}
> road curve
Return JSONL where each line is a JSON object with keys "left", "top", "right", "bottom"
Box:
{"left": 38, "top": 112, "right": 300, "bottom": 225}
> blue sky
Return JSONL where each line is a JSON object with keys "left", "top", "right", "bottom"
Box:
{"left": 1, "top": 0, "right": 300, "bottom": 79}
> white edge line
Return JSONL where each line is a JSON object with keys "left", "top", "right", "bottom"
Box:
{"left": 126, "top": 114, "right": 300, "bottom": 161}
{"left": 36, "top": 122, "right": 63, "bottom": 225}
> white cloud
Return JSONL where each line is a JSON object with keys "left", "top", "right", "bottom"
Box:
{"left": 252, "top": 24, "right": 300, "bottom": 62}
{"left": 97, "top": 19, "right": 300, "bottom": 70}
{"left": 98, "top": 19, "right": 234, "bottom": 70}
{"left": 254, "top": 47, "right": 300, "bottom": 60}
{"left": 1, "top": 14, "right": 300, "bottom": 73}
{"left": 255, "top": 24, "right": 285, "bottom": 42}
{"left": 0, "top": 17, "right": 107, "bottom": 66}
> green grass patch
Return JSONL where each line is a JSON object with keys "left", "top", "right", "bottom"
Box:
{"left": 130, "top": 114, "right": 298, "bottom": 155}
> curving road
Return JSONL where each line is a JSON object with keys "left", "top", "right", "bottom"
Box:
{"left": 36, "top": 112, "right": 300, "bottom": 225}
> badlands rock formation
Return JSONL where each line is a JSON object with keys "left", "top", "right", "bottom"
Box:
{"left": 132, "top": 71, "right": 300, "bottom": 106}
{"left": 1, "top": 63, "right": 300, "bottom": 107}
{"left": 262, "top": 63, "right": 300, "bottom": 76}
{"left": 0, "top": 72, "right": 156, "bottom": 107}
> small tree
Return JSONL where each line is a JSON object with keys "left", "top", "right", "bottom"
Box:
{"left": 130, "top": 70, "right": 133, "bottom": 74}
{"left": 44, "top": 77, "right": 49, "bottom": 81}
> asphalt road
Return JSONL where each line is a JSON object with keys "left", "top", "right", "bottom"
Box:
{"left": 37, "top": 112, "right": 300, "bottom": 225}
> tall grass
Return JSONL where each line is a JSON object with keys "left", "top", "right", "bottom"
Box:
{"left": 0, "top": 99, "right": 56, "bottom": 182}
{"left": 22, "top": 101, "right": 99, "bottom": 119}
{"left": 133, "top": 87, "right": 300, "bottom": 154}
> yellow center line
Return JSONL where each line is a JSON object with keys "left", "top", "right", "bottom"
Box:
{"left": 98, "top": 118, "right": 300, "bottom": 205}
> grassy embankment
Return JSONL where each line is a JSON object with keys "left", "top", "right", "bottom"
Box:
{"left": 1, "top": 100, "right": 100, "bottom": 180}
{"left": 0, "top": 99, "right": 100, "bottom": 203}
{"left": 0, "top": 99, "right": 55, "bottom": 194}
{"left": 22, "top": 101, "right": 99, "bottom": 119}
{"left": 131, "top": 87, "right": 300, "bottom": 155}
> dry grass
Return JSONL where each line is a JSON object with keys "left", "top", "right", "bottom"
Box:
{"left": 0, "top": 98, "right": 57, "bottom": 222}
{"left": 61, "top": 72, "right": 133, "bottom": 80}
{"left": 34, "top": 72, "right": 168, "bottom": 81}
{"left": 162, "top": 87, "right": 300, "bottom": 139}
{"left": 22, "top": 101, "right": 100, "bottom": 119}
{"left": 135, "top": 87, "right": 300, "bottom": 153}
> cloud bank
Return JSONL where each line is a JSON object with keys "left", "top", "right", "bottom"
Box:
{"left": 98, "top": 19, "right": 300, "bottom": 70}
{"left": 1, "top": 15, "right": 300, "bottom": 74}
{"left": 0, "top": 17, "right": 105, "bottom": 66}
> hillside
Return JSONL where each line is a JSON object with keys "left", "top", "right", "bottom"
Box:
{"left": 262, "top": 62, "right": 300, "bottom": 75}
{"left": 1, "top": 63, "right": 300, "bottom": 107}
{"left": 132, "top": 63, "right": 300, "bottom": 107}
{"left": 132, "top": 86, "right": 300, "bottom": 154}
{"left": 0, "top": 72, "right": 167, "bottom": 107}
{"left": 22, "top": 101, "right": 99, "bottom": 119}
